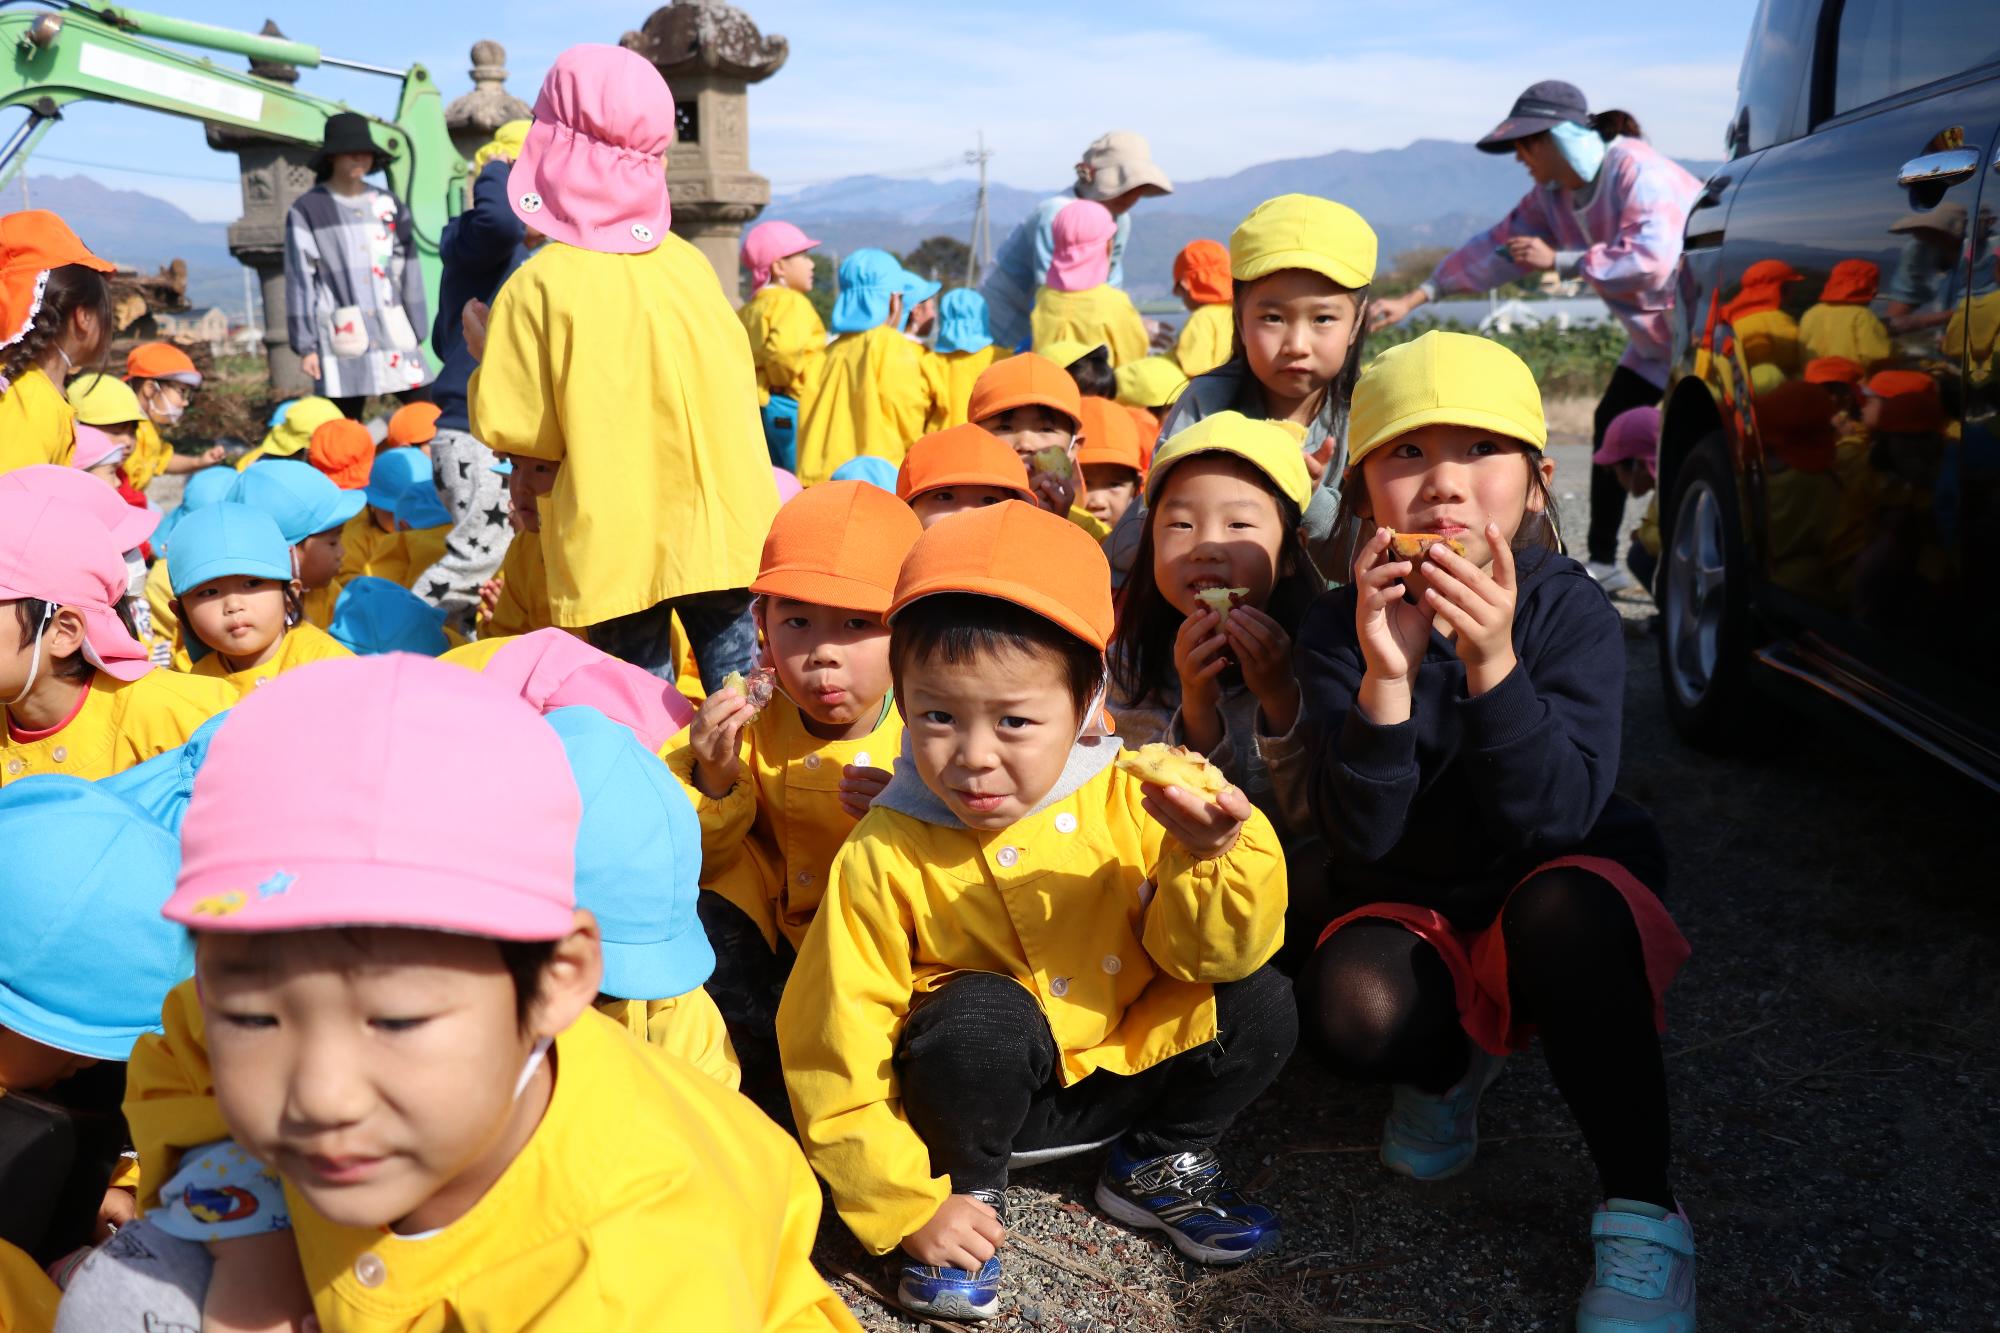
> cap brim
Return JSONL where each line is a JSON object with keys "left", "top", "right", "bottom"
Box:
{"left": 1233, "top": 248, "right": 1372, "bottom": 290}
{"left": 170, "top": 553, "right": 294, "bottom": 598}
{"left": 79, "top": 605, "right": 154, "bottom": 682}
{"left": 600, "top": 933, "right": 715, "bottom": 1004}
{"left": 1145, "top": 441, "right": 1312, "bottom": 512}
{"left": 906, "top": 473, "right": 1034, "bottom": 503}
{"left": 749, "top": 567, "right": 894, "bottom": 615}
{"left": 105, "top": 507, "right": 162, "bottom": 553}
{"left": 970, "top": 392, "right": 1082, "bottom": 430}
{"left": 164, "top": 857, "right": 576, "bottom": 941}
{"left": 0, "top": 986, "right": 158, "bottom": 1062}
{"left": 1476, "top": 116, "right": 1569, "bottom": 152}
{"left": 889, "top": 581, "right": 1106, "bottom": 652}
{"left": 1349, "top": 404, "right": 1549, "bottom": 472}
{"left": 311, "top": 490, "right": 368, "bottom": 536}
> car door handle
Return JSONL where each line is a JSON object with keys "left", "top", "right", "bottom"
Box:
{"left": 1899, "top": 148, "right": 1980, "bottom": 187}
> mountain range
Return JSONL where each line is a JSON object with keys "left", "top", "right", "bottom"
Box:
{"left": 22, "top": 138, "right": 1721, "bottom": 311}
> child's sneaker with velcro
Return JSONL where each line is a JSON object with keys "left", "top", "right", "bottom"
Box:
{"left": 1093, "top": 1142, "right": 1278, "bottom": 1263}
{"left": 1379, "top": 1047, "right": 1506, "bottom": 1181}
{"left": 895, "top": 1187, "right": 1005, "bottom": 1322}
{"left": 1576, "top": 1198, "right": 1697, "bottom": 1332}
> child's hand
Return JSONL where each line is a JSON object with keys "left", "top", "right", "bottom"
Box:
{"left": 93, "top": 1184, "right": 135, "bottom": 1243}
{"left": 198, "top": 444, "right": 227, "bottom": 467}
{"left": 1420, "top": 524, "right": 1519, "bottom": 696}
{"left": 689, "top": 686, "right": 757, "bottom": 798}
{"left": 1172, "top": 607, "right": 1230, "bottom": 708}
{"left": 837, "top": 764, "right": 893, "bottom": 821}
{"left": 1303, "top": 438, "right": 1336, "bottom": 484}
{"left": 477, "top": 578, "right": 502, "bottom": 620}
{"left": 1139, "top": 777, "right": 1253, "bottom": 861}
{"left": 1352, "top": 528, "right": 1435, "bottom": 725}
{"left": 1030, "top": 467, "right": 1077, "bottom": 517}
{"left": 1224, "top": 605, "right": 1300, "bottom": 735}
{"left": 905, "top": 1193, "right": 1006, "bottom": 1273}
{"left": 462, "top": 299, "right": 491, "bottom": 363}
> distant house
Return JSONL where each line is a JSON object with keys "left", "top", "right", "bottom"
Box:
{"left": 157, "top": 306, "right": 231, "bottom": 347}
{"left": 1414, "top": 296, "right": 1613, "bottom": 335}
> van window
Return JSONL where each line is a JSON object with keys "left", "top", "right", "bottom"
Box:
{"left": 1832, "top": 0, "right": 2000, "bottom": 116}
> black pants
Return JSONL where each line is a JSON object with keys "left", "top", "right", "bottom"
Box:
{"left": 697, "top": 893, "right": 796, "bottom": 1129}
{"left": 896, "top": 967, "right": 1298, "bottom": 1194}
{"left": 1297, "top": 866, "right": 1673, "bottom": 1209}
{"left": 1588, "top": 366, "right": 1665, "bottom": 564}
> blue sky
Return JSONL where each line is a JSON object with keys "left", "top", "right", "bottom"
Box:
{"left": 13, "top": 0, "right": 1754, "bottom": 220}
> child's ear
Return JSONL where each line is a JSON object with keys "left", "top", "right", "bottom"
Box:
{"left": 526, "top": 909, "right": 604, "bottom": 1041}
{"left": 1525, "top": 456, "right": 1557, "bottom": 513}
{"left": 46, "top": 607, "right": 89, "bottom": 659}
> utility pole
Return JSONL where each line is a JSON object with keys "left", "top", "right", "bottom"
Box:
{"left": 964, "top": 130, "right": 993, "bottom": 287}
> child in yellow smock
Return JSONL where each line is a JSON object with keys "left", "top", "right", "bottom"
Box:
{"left": 1171, "top": 238, "right": 1235, "bottom": 376}
{"left": 1799, "top": 258, "right": 1891, "bottom": 372}
{"left": 667, "top": 480, "right": 922, "bottom": 1120}
{"left": 0, "top": 492, "right": 231, "bottom": 786}
{"left": 337, "top": 446, "right": 453, "bottom": 590}
{"left": 777, "top": 501, "right": 1292, "bottom": 1323}
{"left": 968, "top": 351, "right": 1111, "bottom": 542}
{"left": 796, "top": 248, "right": 938, "bottom": 484}
{"left": 224, "top": 455, "right": 365, "bottom": 631}
{"left": 171, "top": 503, "right": 351, "bottom": 697}
{"left": 923, "top": 288, "right": 1007, "bottom": 429}
{"left": 0, "top": 212, "right": 114, "bottom": 476}
{"left": 125, "top": 342, "right": 228, "bottom": 482}
{"left": 740, "top": 219, "right": 827, "bottom": 472}
{"left": 1030, "top": 199, "right": 1150, "bottom": 369}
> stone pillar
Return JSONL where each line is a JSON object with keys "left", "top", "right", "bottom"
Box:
{"left": 621, "top": 1, "right": 788, "bottom": 304}
{"left": 444, "top": 41, "right": 533, "bottom": 164}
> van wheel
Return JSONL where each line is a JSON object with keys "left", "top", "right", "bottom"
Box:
{"left": 1658, "top": 434, "right": 1752, "bottom": 748}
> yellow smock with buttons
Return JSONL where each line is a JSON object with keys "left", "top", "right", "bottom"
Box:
{"left": 664, "top": 694, "right": 902, "bottom": 952}
{"left": 921, "top": 345, "right": 1006, "bottom": 431}
{"left": 595, "top": 987, "right": 741, "bottom": 1091}
{"left": 1029, "top": 286, "right": 1150, "bottom": 369}
{"left": 470, "top": 238, "right": 776, "bottom": 629}
{"left": 739, "top": 283, "right": 827, "bottom": 404}
{"left": 0, "top": 367, "right": 76, "bottom": 475}
{"left": 338, "top": 513, "right": 450, "bottom": 592}
{"left": 0, "top": 668, "right": 233, "bottom": 786}
{"left": 776, "top": 760, "right": 1286, "bottom": 1254}
{"left": 187, "top": 621, "right": 353, "bottom": 698}
{"left": 795, "top": 325, "right": 935, "bottom": 486}
{"left": 1173, "top": 303, "right": 1234, "bottom": 378}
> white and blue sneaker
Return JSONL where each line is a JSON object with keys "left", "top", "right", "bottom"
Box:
{"left": 1576, "top": 1199, "right": 1697, "bottom": 1332}
{"left": 895, "top": 1188, "right": 1005, "bottom": 1322}
{"left": 1380, "top": 1047, "right": 1507, "bottom": 1181}
{"left": 1093, "top": 1143, "right": 1278, "bottom": 1264}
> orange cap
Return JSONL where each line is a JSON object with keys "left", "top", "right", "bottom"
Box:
{"left": 308, "top": 419, "right": 376, "bottom": 490}
{"left": 967, "top": 352, "right": 1082, "bottom": 431}
{"left": 1863, "top": 369, "right": 1944, "bottom": 433}
{"left": 385, "top": 401, "right": 443, "bottom": 449}
{"left": 896, "top": 424, "right": 1033, "bottom": 502}
{"left": 124, "top": 342, "right": 202, "bottom": 385}
{"left": 750, "top": 479, "right": 923, "bottom": 615}
{"left": 1, "top": 211, "right": 116, "bottom": 352}
{"left": 1803, "top": 355, "right": 1864, "bottom": 387}
{"left": 1172, "top": 239, "right": 1232, "bottom": 305}
{"left": 889, "top": 500, "right": 1114, "bottom": 651}
{"left": 1075, "top": 397, "right": 1143, "bottom": 473}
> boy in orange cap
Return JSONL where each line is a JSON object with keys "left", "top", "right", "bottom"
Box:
{"left": 384, "top": 400, "right": 443, "bottom": 452}
{"left": 124, "top": 342, "right": 227, "bottom": 481}
{"left": 895, "top": 424, "right": 1034, "bottom": 528}
{"left": 967, "top": 352, "right": 1111, "bottom": 541}
{"left": 778, "top": 500, "right": 1293, "bottom": 1323}
{"left": 1075, "top": 396, "right": 1145, "bottom": 533}
{"left": 666, "top": 480, "right": 922, "bottom": 1121}
{"left": 305, "top": 418, "right": 373, "bottom": 490}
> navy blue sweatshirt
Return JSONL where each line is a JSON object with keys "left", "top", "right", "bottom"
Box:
{"left": 1296, "top": 548, "right": 1665, "bottom": 929}
{"left": 430, "top": 160, "right": 528, "bottom": 432}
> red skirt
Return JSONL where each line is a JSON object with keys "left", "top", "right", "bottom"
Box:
{"left": 1313, "top": 855, "right": 1691, "bottom": 1057}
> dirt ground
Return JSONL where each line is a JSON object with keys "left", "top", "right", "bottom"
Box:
{"left": 811, "top": 434, "right": 2000, "bottom": 1331}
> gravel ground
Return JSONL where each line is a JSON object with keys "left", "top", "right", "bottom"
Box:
{"left": 811, "top": 437, "right": 2000, "bottom": 1330}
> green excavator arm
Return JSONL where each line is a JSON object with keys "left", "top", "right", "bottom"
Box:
{"left": 0, "top": 1, "right": 466, "bottom": 364}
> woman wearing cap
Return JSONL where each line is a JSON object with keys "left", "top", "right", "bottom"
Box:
{"left": 1030, "top": 200, "right": 1150, "bottom": 370}
{"left": 124, "top": 344, "right": 227, "bottom": 482}
{"left": 1369, "top": 82, "right": 1702, "bottom": 594}
{"left": 740, "top": 220, "right": 829, "bottom": 471}
{"left": 980, "top": 132, "right": 1174, "bottom": 352}
{"left": 0, "top": 210, "right": 115, "bottom": 476}
{"left": 795, "top": 249, "right": 938, "bottom": 486}
{"left": 283, "top": 111, "right": 433, "bottom": 415}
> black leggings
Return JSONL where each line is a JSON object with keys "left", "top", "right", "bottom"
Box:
{"left": 1297, "top": 867, "right": 1673, "bottom": 1209}
{"left": 1588, "top": 365, "right": 1665, "bottom": 564}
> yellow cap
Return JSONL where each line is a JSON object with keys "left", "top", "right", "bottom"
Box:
{"left": 1145, "top": 411, "right": 1312, "bottom": 512}
{"left": 1037, "top": 338, "right": 1104, "bottom": 369}
{"left": 1230, "top": 193, "right": 1378, "bottom": 290}
{"left": 1114, "top": 355, "right": 1189, "bottom": 410}
{"left": 260, "top": 397, "right": 345, "bottom": 460}
{"left": 66, "top": 372, "right": 145, "bottom": 426}
{"left": 1347, "top": 330, "right": 1547, "bottom": 471}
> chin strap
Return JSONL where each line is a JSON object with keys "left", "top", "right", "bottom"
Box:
{"left": 7, "top": 603, "right": 57, "bottom": 708}
{"left": 1074, "top": 670, "right": 1111, "bottom": 743}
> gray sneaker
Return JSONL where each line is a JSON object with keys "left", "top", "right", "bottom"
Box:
{"left": 1575, "top": 1198, "right": 1696, "bottom": 1332}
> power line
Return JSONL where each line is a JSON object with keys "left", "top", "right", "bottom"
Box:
{"left": 31, "top": 152, "right": 238, "bottom": 184}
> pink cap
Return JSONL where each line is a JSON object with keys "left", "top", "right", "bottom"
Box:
{"left": 0, "top": 492, "right": 152, "bottom": 681}
{"left": 741, "top": 221, "right": 821, "bottom": 291}
{"left": 772, "top": 466, "right": 803, "bottom": 505}
{"left": 1046, "top": 199, "right": 1117, "bottom": 292}
{"left": 1592, "top": 405, "right": 1662, "bottom": 471}
{"left": 166, "top": 655, "right": 581, "bottom": 939}
{"left": 71, "top": 424, "right": 128, "bottom": 473}
{"left": 478, "top": 628, "right": 693, "bottom": 752}
{"left": 508, "top": 45, "right": 674, "bottom": 255}
{"left": 0, "top": 463, "right": 160, "bottom": 553}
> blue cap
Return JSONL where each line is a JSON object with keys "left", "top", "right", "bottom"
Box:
{"left": 830, "top": 455, "right": 899, "bottom": 492}
{"left": 898, "top": 269, "right": 943, "bottom": 331}
{"left": 490, "top": 458, "right": 515, "bottom": 476}
{"left": 0, "top": 778, "right": 193, "bottom": 1060}
{"left": 330, "top": 576, "right": 449, "bottom": 656}
{"left": 544, "top": 706, "right": 711, "bottom": 1000}
{"left": 831, "top": 247, "right": 904, "bottom": 334}
{"left": 365, "top": 448, "right": 453, "bottom": 530}
{"left": 167, "top": 502, "right": 294, "bottom": 597}
{"left": 228, "top": 461, "right": 365, "bottom": 545}
{"left": 266, "top": 398, "right": 299, "bottom": 428}
{"left": 100, "top": 710, "right": 229, "bottom": 837}
{"left": 935, "top": 288, "right": 993, "bottom": 354}
{"left": 154, "top": 465, "right": 239, "bottom": 554}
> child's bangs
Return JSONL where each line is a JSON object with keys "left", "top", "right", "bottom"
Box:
{"left": 891, "top": 593, "right": 1101, "bottom": 715}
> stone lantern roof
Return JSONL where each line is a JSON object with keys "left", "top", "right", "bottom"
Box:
{"left": 620, "top": 0, "right": 788, "bottom": 83}
{"left": 444, "top": 41, "right": 533, "bottom": 144}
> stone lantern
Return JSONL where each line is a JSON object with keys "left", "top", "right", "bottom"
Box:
{"left": 621, "top": 1, "right": 787, "bottom": 303}
{"left": 443, "top": 41, "right": 533, "bottom": 163}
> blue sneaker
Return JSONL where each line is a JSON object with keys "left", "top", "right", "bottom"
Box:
{"left": 895, "top": 1188, "right": 1005, "bottom": 1322}
{"left": 1576, "top": 1199, "right": 1697, "bottom": 1332}
{"left": 1093, "top": 1143, "right": 1277, "bottom": 1264}
{"left": 1380, "top": 1047, "right": 1506, "bottom": 1181}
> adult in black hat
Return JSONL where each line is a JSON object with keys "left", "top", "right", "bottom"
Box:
{"left": 283, "top": 112, "right": 432, "bottom": 413}
{"left": 1369, "top": 80, "right": 1703, "bottom": 591}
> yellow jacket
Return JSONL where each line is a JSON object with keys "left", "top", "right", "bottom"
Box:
{"left": 338, "top": 513, "right": 450, "bottom": 591}
{"left": 1174, "top": 303, "right": 1234, "bottom": 378}
{"left": 1945, "top": 289, "right": 2000, "bottom": 381}
{"left": 188, "top": 621, "right": 352, "bottom": 698}
{"left": 665, "top": 694, "right": 901, "bottom": 951}
{"left": 1798, "top": 303, "right": 1890, "bottom": 369}
{"left": 922, "top": 345, "right": 1006, "bottom": 431}
{"left": 1030, "top": 286, "right": 1150, "bottom": 369}
{"left": 471, "top": 239, "right": 777, "bottom": 627}
{"left": 777, "top": 757, "right": 1286, "bottom": 1254}
{"left": 143, "top": 556, "right": 192, "bottom": 671}
{"left": 795, "top": 326, "right": 934, "bottom": 486}
{"left": 1, "top": 668, "right": 232, "bottom": 785}
{"left": 123, "top": 419, "right": 174, "bottom": 491}
{"left": 0, "top": 367, "right": 74, "bottom": 476}
{"left": 1732, "top": 308, "right": 1801, "bottom": 373}
{"left": 596, "top": 987, "right": 741, "bottom": 1091}
{"left": 1066, "top": 504, "right": 1110, "bottom": 544}
{"left": 740, "top": 284, "right": 827, "bottom": 404}
{"left": 125, "top": 984, "right": 860, "bottom": 1332}
{"left": 300, "top": 579, "right": 339, "bottom": 630}
{"left": 0, "top": 1239, "right": 57, "bottom": 1333}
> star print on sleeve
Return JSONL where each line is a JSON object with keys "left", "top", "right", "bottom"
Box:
{"left": 458, "top": 459, "right": 472, "bottom": 480}
{"left": 426, "top": 580, "right": 454, "bottom": 601}
{"left": 483, "top": 505, "right": 509, "bottom": 527}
